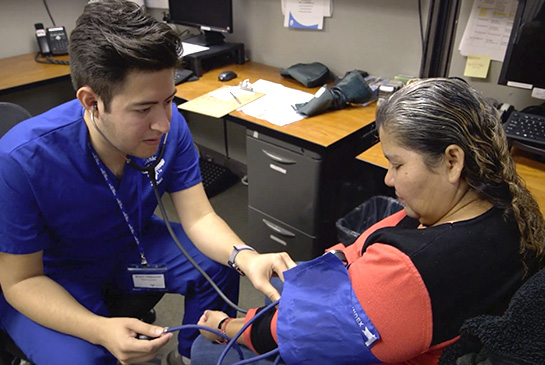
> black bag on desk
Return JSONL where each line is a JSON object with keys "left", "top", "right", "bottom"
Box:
{"left": 294, "top": 69, "right": 374, "bottom": 117}
{"left": 279, "top": 62, "right": 330, "bottom": 88}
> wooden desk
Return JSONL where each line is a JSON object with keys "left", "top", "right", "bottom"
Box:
{"left": 176, "top": 62, "right": 378, "bottom": 260}
{"left": 0, "top": 53, "right": 70, "bottom": 92}
{"left": 0, "top": 53, "right": 72, "bottom": 116}
{"left": 175, "top": 62, "right": 377, "bottom": 151}
{"left": 357, "top": 143, "right": 545, "bottom": 216}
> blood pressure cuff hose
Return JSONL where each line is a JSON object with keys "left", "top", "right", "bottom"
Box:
{"left": 276, "top": 253, "right": 381, "bottom": 364}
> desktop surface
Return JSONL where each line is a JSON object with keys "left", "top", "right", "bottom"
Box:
{"left": 0, "top": 53, "right": 70, "bottom": 92}
{"left": 358, "top": 144, "right": 545, "bottom": 216}
{"left": 174, "top": 61, "right": 377, "bottom": 150}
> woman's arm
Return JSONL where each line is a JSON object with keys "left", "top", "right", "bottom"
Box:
{"left": 197, "top": 310, "right": 246, "bottom": 344}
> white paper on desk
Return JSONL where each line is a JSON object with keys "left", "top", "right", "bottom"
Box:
{"left": 209, "top": 86, "right": 255, "bottom": 102}
{"left": 238, "top": 79, "right": 314, "bottom": 126}
{"left": 458, "top": 0, "right": 518, "bottom": 61}
{"left": 181, "top": 42, "right": 209, "bottom": 56}
{"left": 282, "top": 0, "right": 332, "bottom": 30}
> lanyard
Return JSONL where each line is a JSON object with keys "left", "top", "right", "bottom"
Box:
{"left": 88, "top": 141, "right": 148, "bottom": 266}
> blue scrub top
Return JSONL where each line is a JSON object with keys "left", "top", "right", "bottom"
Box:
{"left": 0, "top": 99, "right": 201, "bottom": 281}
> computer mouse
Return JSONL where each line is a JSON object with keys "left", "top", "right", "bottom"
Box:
{"left": 218, "top": 70, "right": 237, "bottom": 82}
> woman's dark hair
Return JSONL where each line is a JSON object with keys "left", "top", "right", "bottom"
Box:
{"left": 376, "top": 78, "right": 545, "bottom": 256}
{"left": 69, "top": 0, "right": 182, "bottom": 111}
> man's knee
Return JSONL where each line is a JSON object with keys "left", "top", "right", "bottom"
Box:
{"left": 22, "top": 336, "right": 116, "bottom": 365}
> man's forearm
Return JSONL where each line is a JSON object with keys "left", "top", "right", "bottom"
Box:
{"left": 184, "top": 211, "right": 247, "bottom": 265}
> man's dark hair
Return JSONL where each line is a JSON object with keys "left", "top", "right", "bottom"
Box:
{"left": 69, "top": 0, "right": 182, "bottom": 111}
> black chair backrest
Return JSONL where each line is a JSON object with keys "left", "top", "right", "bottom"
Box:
{"left": 0, "top": 102, "right": 32, "bottom": 137}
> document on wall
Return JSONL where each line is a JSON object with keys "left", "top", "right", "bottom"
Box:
{"left": 458, "top": 0, "right": 518, "bottom": 61}
{"left": 281, "top": 0, "right": 333, "bottom": 30}
{"left": 237, "top": 79, "right": 314, "bottom": 126}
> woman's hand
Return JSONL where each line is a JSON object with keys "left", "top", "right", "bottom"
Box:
{"left": 198, "top": 310, "right": 229, "bottom": 342}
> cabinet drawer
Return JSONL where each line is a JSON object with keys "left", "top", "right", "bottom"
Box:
{"left": 247, "top": 134, "right": 321, "bottom": 234}
{"left": 248, "top": 206, "right": 318, "bottom": 261}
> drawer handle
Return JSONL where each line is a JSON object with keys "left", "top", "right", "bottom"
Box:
{"left": 262, "top": 219, "right": 296, "bottom": 237}
{"left": 261, "top": 149, "right": 296, "bottom": 164}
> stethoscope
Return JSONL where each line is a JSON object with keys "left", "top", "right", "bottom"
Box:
{"left": 90, "top": 105, "right": 283, "bottom": 364}
{"left": 89, "top": 105, "right": 247, "bottom": 314}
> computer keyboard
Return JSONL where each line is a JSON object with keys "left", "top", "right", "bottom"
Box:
{"left": 503, "top": 111, "right": 545, "bottom": 157}
{"left": 174, "top": 68, "right": 195, "bottom": 85}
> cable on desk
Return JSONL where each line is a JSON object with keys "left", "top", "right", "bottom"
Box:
{"left": 34, "top": 52, "right": 69, "bottom": 66}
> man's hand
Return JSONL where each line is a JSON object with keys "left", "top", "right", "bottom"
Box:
{"left": 97, "top": 317, "right": 172, "bottom": 364}
{"left": 238, "top": 251, "right": 297, "bottom": 302}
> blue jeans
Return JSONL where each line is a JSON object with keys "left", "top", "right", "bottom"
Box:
{"left": 0, "top": 217, "right": 240, "bottom": 364}
{"left": 190, "top": 335, "right": 282, "bottom": 364}
{"left": 191, "top": 278, "right": 285, "bottom": 364}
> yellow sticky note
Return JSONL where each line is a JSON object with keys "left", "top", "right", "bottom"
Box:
{"left": 463, "top": 55, "right": 491, "bottom": 78}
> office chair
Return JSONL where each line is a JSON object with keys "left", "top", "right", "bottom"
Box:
{"left": 0, "top": 102, "right": 33, "bottom": 136}
{"left": 439, "top": 267, "right": 545, "bottom": 364}
{"left": 0, "top": 102, "right": 164, "bottom": 364}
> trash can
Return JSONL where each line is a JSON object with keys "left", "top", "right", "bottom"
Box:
{"left": 335, "top": 195, "right": 403, "bottom": 245}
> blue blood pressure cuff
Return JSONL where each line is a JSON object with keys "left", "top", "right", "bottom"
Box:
{"left": 277, "top": 252, "right": 380, "bottom": 364}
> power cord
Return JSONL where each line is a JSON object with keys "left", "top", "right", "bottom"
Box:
{"left": 42, "top": 0, "right": 56, "bottom": 26}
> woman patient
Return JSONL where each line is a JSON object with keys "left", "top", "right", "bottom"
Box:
{"left": 193, "top": 78, "right": 545, "bottom": 364}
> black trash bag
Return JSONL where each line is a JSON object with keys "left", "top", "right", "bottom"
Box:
{"left": 279, "top": 62, "right": 330, "bottom": 88}
{"left": 294, "top": 70, "right": 375, "bottom": 117}
{"left": 335, "top": 195, "right": 403, "bottom": 246}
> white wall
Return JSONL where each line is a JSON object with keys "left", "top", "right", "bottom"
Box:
{"left": 227, "top": 0, "right": 425, "bottom": 80}
{"left": 0, "top": 0, "right": 87, "bottom": 58}
{"left": 449, "top": 0, "right": 536, "bottom": 110}
{"left": 1, "top": 0, "right": 539, "bottom": 111}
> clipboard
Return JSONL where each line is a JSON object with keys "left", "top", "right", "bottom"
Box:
{"left": 178, "top": 86, "right": 265, "bottom": 119}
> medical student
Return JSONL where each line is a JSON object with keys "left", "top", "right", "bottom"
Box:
{"left": 0, "top": 1, "right": 295, "bottom": 364}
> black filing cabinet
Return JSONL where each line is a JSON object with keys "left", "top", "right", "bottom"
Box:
{"left": 246, "top": 124, "right": 376, "bottom": 261}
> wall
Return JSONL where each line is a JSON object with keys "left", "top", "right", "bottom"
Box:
{"left": 1, "top": 0, "right": 540, "bottom": 149}
{"left": 0, "top": 0, "right": 87, "bottom": 58}
{"left": 449, "top": 0, "right": 538, "bottom": 110}
{"left": 0, "top": 0, "right": 87, "bottom": 114}
{"left": 2, "top": 0, "right": 540, "bottom": 108}
{"left": 154, "top": 0, "right": 540, "bottom": 109}
{"left": 229, "top": 0, "right": 425, "bottom": 80}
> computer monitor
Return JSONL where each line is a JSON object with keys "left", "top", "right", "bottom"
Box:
{"left": 498, "top": 0, "right": 545, "bottom": 92}
{"left": 167, "top": 0, "right": 233, "bottom": 46}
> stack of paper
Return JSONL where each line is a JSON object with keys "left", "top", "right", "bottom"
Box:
{"left": 238, "top": 79, "right": 314, "bottom": 126}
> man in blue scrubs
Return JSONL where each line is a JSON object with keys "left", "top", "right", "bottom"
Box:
{"left": 0, "top": 1, "right": 295, "bottom": 364}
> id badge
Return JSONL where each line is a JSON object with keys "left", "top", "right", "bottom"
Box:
{"left": 127, "top": 264, "right": 168, "bottom": 292}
